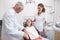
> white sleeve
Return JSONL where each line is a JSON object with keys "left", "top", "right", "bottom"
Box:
{"left": 14, "top": 19, "right": 24, "bottom": 31}
{"left": 43, "top": 14, "right": 46, "bottom": 23}
{"left": 4, "top": 13, "right": 24, "bottom": 38}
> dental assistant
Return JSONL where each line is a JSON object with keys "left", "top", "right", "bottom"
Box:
{"left": 33, "top": 3, "right": 47, "bottom": 36}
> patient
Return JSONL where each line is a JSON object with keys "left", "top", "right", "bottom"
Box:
{"left": 24, "top": 18, "right": 42, "bottom": 40}
{"left": 23, "top": 18, "right": 49, "bottom": 40}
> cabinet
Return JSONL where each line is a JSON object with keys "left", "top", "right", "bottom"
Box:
{"left": 55, "top": 31, "right": 60, "bottom": 40}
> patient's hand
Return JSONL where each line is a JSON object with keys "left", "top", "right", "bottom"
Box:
{"left": 23, "top": 28, "right": 30, "bottom": 39}
{"left": 25, "top": 34, "right": 29, "bottom": 39}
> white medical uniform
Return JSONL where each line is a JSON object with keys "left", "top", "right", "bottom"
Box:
{"left": 1, "top": 8, "right": 25, "bottom": 40}
{"left": 34, "top": 13, "right": 46, "bottom": 32}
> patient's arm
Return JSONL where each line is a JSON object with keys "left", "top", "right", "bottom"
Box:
{"left": 23, "top": 28, "right": 30, "bottom": 39}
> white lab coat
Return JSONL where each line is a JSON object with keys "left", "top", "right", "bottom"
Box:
{"left": 1, "top": 8, "right": 25, "bottom": 40}
{"left": 34, "top": 13, "right": 46, "bottom": 32}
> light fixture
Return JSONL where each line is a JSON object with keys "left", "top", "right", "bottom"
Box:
{"left": 25, "top": 0, "right": 35, "bottom": 4}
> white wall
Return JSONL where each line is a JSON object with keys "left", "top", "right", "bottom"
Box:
{"left": 0, "top": 0, "right": 54, "bottom": 25}
{"left": 54, "top": 0, "right": 60, "bottom": 23}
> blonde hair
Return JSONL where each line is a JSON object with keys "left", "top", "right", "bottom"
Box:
{"left": 26, "top": 18, "right": 32, "bottom": 22}
{"left": 15, "top": 2, "right": 24, "bottom": 9}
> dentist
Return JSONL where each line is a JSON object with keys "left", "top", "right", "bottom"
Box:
{"left": 1, "top": 2, "right": 25, "bottom": 40}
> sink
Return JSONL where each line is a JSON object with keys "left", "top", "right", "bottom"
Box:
{"left": 55, "top": 22, "right": 60, "bottom": 28}
{"left": 53, "top": 22, "right": 60, "bottom": 32}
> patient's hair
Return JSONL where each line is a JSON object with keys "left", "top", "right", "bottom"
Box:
{"left": 24, "top": 18, "right": 32, "bottom": 27}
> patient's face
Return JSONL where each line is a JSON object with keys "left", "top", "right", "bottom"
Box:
{"left": 26, "top": 19, "right": 32, "bottom": 26}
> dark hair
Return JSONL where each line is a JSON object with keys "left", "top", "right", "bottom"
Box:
{"left": 38, "top": 3, "right": 45, "bottom": 12}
